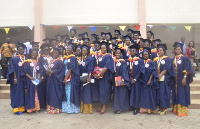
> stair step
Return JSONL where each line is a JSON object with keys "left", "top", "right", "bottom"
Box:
{"left": 0, "top": 90, "right": 10, "bottom": 99}
{"left": 188, "top": 104, "right": 200, "bottom": 109}
{"left": 0, "top": 79, "right": 7, "bottom": 84}
{"left": 191, "top": 94, "right": 200, "bottom": 99}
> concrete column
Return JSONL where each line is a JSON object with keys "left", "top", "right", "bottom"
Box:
{"left": 34, "top": 0, "right": 45, "bottom": 44}
{"left": 138, "top": 0, "right": 147, "bottom": 38}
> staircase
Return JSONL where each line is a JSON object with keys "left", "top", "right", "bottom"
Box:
{"left": 0, "top": 77, "right": 200, "bottom": 109}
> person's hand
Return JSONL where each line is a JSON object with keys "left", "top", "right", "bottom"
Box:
{"left": 147, "top": 80, "right": 151, "bottom": 86}
{"left": 64, "top": 78, "right": 69, "bottom": 84}
{"left": 182, "top": 77, "right": 186, "bottom": 86}
{"left": 30, "top": 77, "right": 35, "bottom": 81}
{"left": 14, "top": 79, "right": 17, "bottom": 85}
{"left": 40, "top": 77, "right": 44, "bottom": 82}
{"left": 25, "top": 89, "right": 27, "bottom": 95}
{"left": 131, "top": 79, "right": 136, "bottom": 84}
{"left": 120, "top": 81, "right": 125, "bottom": 86}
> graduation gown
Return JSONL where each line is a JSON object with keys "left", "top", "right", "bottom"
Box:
{"left": 46, "top": 59, "right": 65, "bottom": 109}
{"left": 98, "top": 53, "right": 114, "bottom": 105}
{"left": 171, "top": 55, "right": 194, "bottom": 107}
{"left": 7, "top": 56, "right": 25, "bottom": 109}
{"left": 21, "top": 60, "right": 42, "bottom": 110}
{"left": 151, "top": 48, "right": 158, "bottom": 60}
{"left": 113, "top": 59, "right": 131, "bottom": 111}
{"left": 127, "top": 57, "right": 145, "bottom": 108}
{"left": 139, "top": 60, "right": 159, "bottom": 110}
{"left": 65, "top": 55, "right": 81, "bottom": 107}
{"left": 80, "top": 56, "right": 95, "bottom": 104}
{"left": 154, "top": 56, "right": 175, "bottom": 108}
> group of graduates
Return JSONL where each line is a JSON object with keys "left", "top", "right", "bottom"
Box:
{"left": 8, "top": 29, "right": 194, "bottom": 117}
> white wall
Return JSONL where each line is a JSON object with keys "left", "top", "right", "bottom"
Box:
{"left": 146, "top": 0, "right": 200, "bottom": 24}
{"left": 0, "top": 0, "right": 34, "bottom": 27}
{"left": 43, "top": 0, "right": 138, "bottom": 25}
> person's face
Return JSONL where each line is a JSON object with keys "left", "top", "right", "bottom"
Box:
{"left": 31, "top": 51, "right": 38, "bottom": 59}
{"left": 57, "top": 37, "right": 61, "bottom": 42}
{"left": 143, "top": 43, "right": 150, "bottom": 48}
{"left": 43, "top": 47, "right": 49, "bottom": 55}
{"left": 6, "top": 38, "right": 11, "bottom": 43}
{"left": 140, "top": 41, "right": 144, "bottom": 48}
{"left": 84, "top": 41, "right": 90, "bottom": 46}
{"left": 143, "top": 51, "right": 149, "bottom": 60}
{"left": 33, "top": 45, "right": 39, "bottom": 51}
{"left": 101, "top": 45, "right": 107, "bottom": 54}
{"left": 134, "top": 34, "right": 139, "bottom": 39}
{"left": 59, "top": 49, "right": 64, "bottom": 56}
{"left": 94, "top": 44, "right": 100, "bottom": 51}
{"left": 91, "top": 37, "right": 96, "bottom": 42}
{"left": 154, "top": 42, "right": 159, "bottom": 48}
{"left": 106, "top": 35, "right": 110, "bottom": 41}
{"left": 174, "top": 47, "right": 182, "bottom": 55}
{"left": 189, "top": 42, "right": 194, "bottom": 47}
{"left": 147, "top": 32, "right": 152, "bottom": 39}
{"left": 53, "top": 51, "right": 59, "bottom": 59}
{"left": 76, "top": 48, "right": 81, "bottom": 56}
{"left": 51, "top": 41, "right": 57, "bottom": 47}
{"left": 125, "top": 39, "right": 131, "bottom": 46}
{"left": 18, "top": 47, "right": 25, "bottom": 55}
{"left": 82, "top": 48, "right": 88, "bottom": 57}
{"left": 158, "top": 48, "right": 165, "bottom": 57}
{"left": 181, "top": 37, "right": 185, "bottom": 42}
{"left": 115, "top": 33, "right": 119, "bottom": 38}
{"left": 70, "top": 31, "right": 75, "bottom": 37}
{"left": 67, "top": 46, "right": 73, "bottom": 55}
{"left": 127, "top": 32, "right": 132, "bottom": 37}
{"left": 111, "top": 39, "right": 116, "bottom": 44}
{"left": 115, "top": 50, "right": 121, "bottom": 59}
{"left": 130, "top": 49, "right": 137, "bottom": 57}
{"left": 102, "top": 34, "right": 106, "bottom": 40}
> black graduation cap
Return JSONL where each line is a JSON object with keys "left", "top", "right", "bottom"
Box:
{"left": 91, "top": 33, "right": 98, "bottom": 37}
{"left": 83, "top": 38, "right": 90, "bottom": 42}
{"left": 129, "top": 44, "right": 139, "bottom": 50}
{"left": 121, "top": 34, "right": 126, "bottom": 39}
{"left": 81, "top": 44, "right": 90, "bottom": 50}
{"left": 127, "top": 29, "right": 134, "bottom": 33}
{"left": 66, "top": 38, "right": 71, "bottom": 41}
{"left": 144, "top": 39, "right": 152, "bottom": 44}
{"left": 143, "top": 47, "right": 151, "bottom": 53}
{"left": 94, "top": 41, "right": 101, "bottom": 45}
{"left": 62, "top": 34, "right": 69, "bottom": 38}
{"left": 154, "top": 39, "right": 161, "bottom": 42}
{"left": 105, "top": 32, "right": 112, "bottom": 39}
{"left": 53, "top": 47, "right": 60, "bottom": 52}
{"left": 101, "top": 32, "right": 105, "bottom": 36}
{"left": 55, "top": 34, "right": 62, "bottom": 38}
{"left": 40, "top": 44, "right": 50, "bottom": 49}
{"left": 101, "top": 41, "right": 109, "bottom": 47}
{"left": 114, "top": 46, "right": 124, "bottom": 53}
{"left": 31, "top": 42, "right": 40, "bottom": 46}
{"left": 17, "top": 41, "right": 26, "bottom": 49}
{"left": 173, "top": 42, "right": 184, "bottom": 48}
{"left": 76, "top": 44, "right": 82, "bottom": 49}
{"left": 139, "top": 38, "right": 144, "bottom": 42}
{"left": 83, "top": 32, "right": 88, "bottom": 37}
{"left": 58, "top": 45, "right": 66, "bottom": 50}
{"left": 70, "top": 29, "right": 76, "bottom": 34}
{"left": 134, "top": 31, "right": 141, "bottom": 36}
{"left": 114, "top": 30, "right": 121, "bottom": 35}
{"left": 125, "top": 35, "right": 132, "bottom": 40}
{"left": 78, "top": 34, "right": 83, "bottom": 37}
{"left": 157, "top": 43, "right": 167, "bottom": 50}
{"left": 42, "top": 38, "right": 50, "bottom": 41}
{"left": 111, "top": 37, "right": 117, "bottom": 40}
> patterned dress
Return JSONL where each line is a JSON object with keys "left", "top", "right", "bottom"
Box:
{"left": 62, "top": 59, "right": 80, "bottom": 113}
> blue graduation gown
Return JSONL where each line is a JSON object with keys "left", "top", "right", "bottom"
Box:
{"left": 139, "top": 60, "right": 159, "bottom": 110}
{"left": 98, "top": 54, "right": 114, "bottom": 105}
{"left": 21, "top": 61, "right": 42, "bottom": 110}
{"left": 154, "top": 57, "right": 175, "bottom": 108}
{"left": 66, "top": 56, "right": 81, "bottom": 107}
{"left": 46, "top": 60, "right": 65, "bottom": 109}
{"left": 7, "top": 56, "right": 25, "bottom": 109}
{"left": 127, "top": 57, "right": 145, "bottom": 108}
{"left": 80, "top": 56, "right": 95, "bottom": 104}
{"left": 113, "top": 60, "right": 131, "bottom": 111}
{"left": 171, "top": 56, "right": 194, "bottom": 107}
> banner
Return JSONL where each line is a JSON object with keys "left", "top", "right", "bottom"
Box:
{"left": 170, "top": 26, "right": 176, "bottom": 31}
{"left": 80, "top": 26, "right": 86, "bottom": 30}
{"left": 119, "top": 26, "right": 126, "bottom": 31}
{"left": 67, "top": 26, "right": 73, "bottom": 31}
{"left": 53, "top": 26, "right": 59, "bottom": 31}
{"left": 134, "top": 25, "right": 140, "bottom": 30}
{"left": 90, "top": 27, "right": 97, "bottom": 33}
{"left": 185, "top": 26, "right": 192, "bottom": 32}
{"left": 147, "top": 25, "right": 153, "bottom": 29}
{"left": 4, "top": 28, "right": 10, "bottom": 34}
{"left": 162, "top": 26, "right": 167, "bottom": 29}
{"left": 28, "top": 25, "right": 34, "bottom": 30}
{"left": 105, "top": 26, "right": 110, "bottom": 30}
